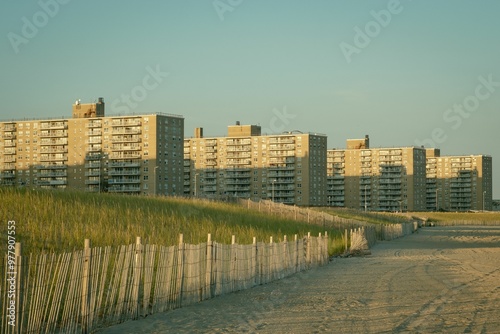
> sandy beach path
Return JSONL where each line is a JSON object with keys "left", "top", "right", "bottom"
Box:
{"left": 99, "top": 226, "right": 500, "bottom": 333}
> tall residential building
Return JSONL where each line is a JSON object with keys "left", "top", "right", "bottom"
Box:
{"left": 327, "top": 136, "right": 427, "bottom": 212}
{"left": 426, "top": 149, "right": 492, "bottom": 211}
{"left": 0, "top": 98, "right": 184, "bottom": 195}
{"left": 183, "top": 123, "right": 327, "bottom": 206}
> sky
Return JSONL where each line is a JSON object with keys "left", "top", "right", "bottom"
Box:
{"left": 1, "top": 0, "right": 499, "bottom": 197}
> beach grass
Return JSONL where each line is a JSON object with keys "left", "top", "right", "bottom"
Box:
{"left": 0, "top": 188, "right": 342, "bottom": 255}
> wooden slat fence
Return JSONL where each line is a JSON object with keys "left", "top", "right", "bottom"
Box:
{"left": 0, "top": 233, "right": 328, "bottom": 334}
{"left": 349, "top": 222, "right": 420, "bottom": 252}
{"left": 239, "top": 199, "right": 369, "bottom": 231}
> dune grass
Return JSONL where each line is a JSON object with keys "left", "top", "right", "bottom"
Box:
{"left": 411, "top": 211, "right": 500, "bottom": 223}
{"left": 0, "top": 188, "right": 342, "bottom": 255}
{"left": 314, "top": 207, "right": 413, "bottom": 225}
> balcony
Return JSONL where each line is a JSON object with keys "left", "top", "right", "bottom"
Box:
{"left": 3, "top": 133, "right": 16, "bottom": 139}
{"left": 40, "top": 139, "right": 68, "bottom": 146}
{"left": 269, "top": 144, "right": 295, "bottom": 151}
{"left": 204, "top": 139, "right": 217, "bottom": 146}
{"left": 273, "top": 185, "right": 295, "bottom": 190}
{"left": 268, "top": 171, "right": 295, "bottom": 177}
{"left": 272, "top": 191, "right": 295, "bottom": 198}
{"left": 3, "top": 124, "right": 16, "bottom": 132}
{"left": 38, "top": 179, "right": 67, "bottom": 186}
{"left": 109, "top": 161, "right": 141, "bottom": 168}
{"left": 108, "top": 178, "right": 141, "bottom": 184}
{"left": 86, "top": 121, "right": 102, "bottom": 128}
{"left": 269, "top": 137, "right": 295, "bottom": 144}
{"left": 225, "top": 171, "right": 250, "bottom": 178}
{"left": 85, "top": 154, "right": 103, "bottom": 161}
{"left": 108, "top": 185, "right": 141, "bottom": 193}
{"left": 111, "top": 119, "right": 141, "bottom": 127}
{"left": 0, "top": 172, "right": 15, "bottom": 179}
{"left": 226, "top": 146, "right": 251, "bottom": 152}
{"left": 40, "top": 147, "right": 68, "bottom": 154}
{"left": 86, "top": 130, "right": 102, "bottom": 136}
{"left": 269, "top": 165, "right": 295, "bottom": 171}
{"left": 40, "top": 154, "right": 68, "bottom": 162}
{"left": 225, "top": 185, "right": 250, "bottom": 192}
{"left": 108, "top": 169, "right": 141, "bottom": 176}
{"left": 86, "top": 138, "right": 102, "bottom": 145}
{"left": 226, "top": 139, "right": 251, "bottom": 145}
{"left": 227, "top": 159, "right": 251, "bottom": 165}
{"left": 111, "top": 144, "right": 141, "bottom": 151}
{"left": 3, "top": 140, "right": 15, "bottom": 147}
{"left": 109, "top": 152, "right": 141, "bottom": 159}
{"left": 225, "top": 152, "right": 249, "bottom": 159}
{"left": 272, "top": 178, "right": 295, "bottom": 184}
{"left": 111, "top": 128, "right": 141, "bottom": 135}
{"left": 379, "top": 178, "right": 402, "bottom": 184}
{"left": 35, "top": 164, "right": 67, "bottom": 170}
{"left": 111, "top": 135, "right": 141, "bottom": 143}
{"left": 225, "top": 179, "right": 250, "bottom": 185}
{"left": 225, "top": 167, "right": 251, "bottom": 172}
{"left": 3, "top": 148, "right": 16, "bottom": 155}
{"left": 39, "top": 130, "right": 68, "bottom": 138}
{"left": 39, "top": 172, "right": 67, "bottom": 177}
{"left": 40, "top": 122, "right": 67, "bottom": 130}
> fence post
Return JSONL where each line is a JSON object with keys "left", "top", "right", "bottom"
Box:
{"left": 177, "top": 234, "right": 184, "bottom": 307}
{"left": 231, "top": 235, "right": 236, "bottom": 292}
{"left": 344, "top": 229, "right": 348, "bottom": 253}
{"left": 294, "top": 234, "right": 299, "bottom": 272}
{"left": 205, "top": 233, "right": 213, "bottom": 299}
{"left": 14, "top": 242, "right": 22, "bottom": 334}
{"left": 306, "top": 232, "right": 311, "bottom": 268}
{"left": 132, "top": 236, "right": 142, "bottom": 319}
{"left": 252, "top": 237, "right": 258, "bottom": 286}
{"left": 81, "top": 239, "right": 91, "bottom": 334}
{"left": 324, "top": 231, "right": 328, "bottom": 264}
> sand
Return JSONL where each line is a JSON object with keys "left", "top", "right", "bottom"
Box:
{"left": 99, "top": 225, "right": 500, "bottom": 333}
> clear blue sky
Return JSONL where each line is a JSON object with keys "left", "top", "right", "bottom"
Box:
{"left": 1, "top": 0, "right": 499, "bottom": 197}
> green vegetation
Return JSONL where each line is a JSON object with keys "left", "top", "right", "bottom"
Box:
{"left": 0, "top": 188, "right": 342, "bottom": 255}
{"left": 315, "top": 207, "right": 413, "bottom": 225}
{"left": 412, "top": 211, "right": 500, "bottom": 223}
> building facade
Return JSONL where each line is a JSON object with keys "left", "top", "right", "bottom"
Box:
{"left": 0, "top": 98, "right": 184, "bottom": 195}
{"left": 327, "top": 136, "right": 428, "bottom": 212}
{"left": 183, "top": 124, "right": 327, "bottom": 206}
{"left": 426, "top": 149, "right": 492, "bottom": 211}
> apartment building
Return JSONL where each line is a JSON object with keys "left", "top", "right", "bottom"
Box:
{"left": 0, "top": 98, "right": 184, "bottom": 195}
{"left": 183, "top": 123, "right": 327, "bottom": 206}
{"left": 327, "top": 136, "right": 427, "bottom": 211}
{"left": 426, "top": 149, "right": 492, "bottom": 211}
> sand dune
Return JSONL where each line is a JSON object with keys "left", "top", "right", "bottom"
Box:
{"left": 99, "top": 226, "right": 500, "bottom": 333}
